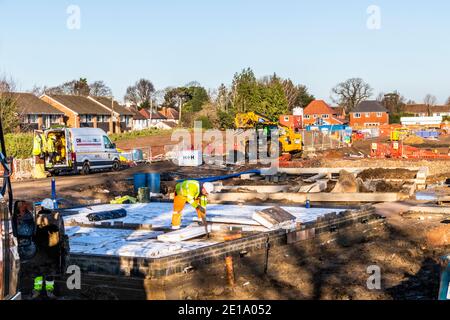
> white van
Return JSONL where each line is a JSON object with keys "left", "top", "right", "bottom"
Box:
{"left": 35, "top": 128, "right": 121, "bottom": 175}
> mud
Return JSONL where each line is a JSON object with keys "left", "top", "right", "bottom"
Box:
{"left": 357, "top": 168, "right": 417, "bottom": 180}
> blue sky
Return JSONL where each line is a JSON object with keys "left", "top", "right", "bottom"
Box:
{"left": 0, "top": 0, "right": 449, "bottom": 103}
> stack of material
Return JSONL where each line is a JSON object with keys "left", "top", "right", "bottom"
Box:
{"left": 158, "top": 225, "right": 213, "bottom": 242}
{"left": 331, "top": 170, "right": 358, "bottom": 193}
{"left": 252, "top": 207, "right": 297, "bottom": 229}
{"left": 87, "top": 209, "right": 127, "bottom": 222}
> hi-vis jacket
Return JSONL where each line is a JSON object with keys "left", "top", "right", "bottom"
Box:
{"left": 32, "top": 134, "right": 43, "bottom": 156}
{"left": 175, "top": 180, "right": 207, "bottom": 208}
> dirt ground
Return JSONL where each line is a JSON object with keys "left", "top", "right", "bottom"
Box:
{"left": 11, "top": 161, "right": 239, "bottom": 205}
{"left": 357, "top": 168, "right": 418, "bottom": 180}
{"left": 153, "top": 202, "right": 449, "bottom": 300}
{"left": 10, "top": 132, "right": 450, "bottom": 300}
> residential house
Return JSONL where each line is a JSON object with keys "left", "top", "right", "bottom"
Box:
{"left": 332, "top": 106, "right": 346, "bottom": 120}
{"left": 349, "top": 101, "right": 389, "bottom": 128}
{"left": 279, "top": 115, "right": 303, "bottom": 131}
{"left": 88, "top": 96, "right": 134, "bottom": 132}
{"left": 139, "top": 109, "right": 167, "bottom": 126}
{"left": 430, "top": 105, "right": 450, "bottom": 117}
{"left": 303, "top": 100, "right": 344, "bottom": 126}
{"left": 127, "top": 106, "right": 149, "bottom": 131}
{"left": 40, "top": 94, "right": 122, "bottom": 133}
{"left": 10, "top": 93, "right": 64, "bottom": 131}
{"left": 160, "top": 107, "right": 180, "bottom": 124}
{"left": 154, "top": 121, "right": 178, "bottom": 130}
{"left": 400, "top": 104, "right": 431, "bottom": 117}
{"left": 401, "top": 104, "right": 450, "bottom": 118}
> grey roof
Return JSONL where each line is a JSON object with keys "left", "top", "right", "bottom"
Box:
{"left": 353, "top": 101, "right": 388, "bottom": 113}
{"left": 46, "top": 94, "right": 111, "bottom": 115}
{"left": 9, "top": 92, "right": 64, "bottom": 115}
{"left": 128, "top": 107, "right": 146, "bottom": 120}
{"left": 89, "top": 97, "right": 134, "bottom": 116}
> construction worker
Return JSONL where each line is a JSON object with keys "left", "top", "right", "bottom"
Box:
{"left": 14, "top": 200, "right": 69, "bottom": 300}
{"left": 171, "top": 181, "right": 214, "bottom": 230}
{"left": 46, "top": 135, "right": 57, "bottom": 165}
{"left": 32, "top": 133, "right": 44, "bottom": 158}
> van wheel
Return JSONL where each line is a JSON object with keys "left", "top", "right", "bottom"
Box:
{"left": 112, "top": 160, "right": 121, "bottom": 172}
{"left": 81, "top": 162, "right": 90, "bottom": 175}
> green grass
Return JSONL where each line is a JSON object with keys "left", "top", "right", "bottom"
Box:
{"left": 110, "top": 128, "right": 174, "bottom": 142}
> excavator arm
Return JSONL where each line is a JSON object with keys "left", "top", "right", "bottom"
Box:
{"left": 234, "top": 112, "right": 278, "bottom": 129}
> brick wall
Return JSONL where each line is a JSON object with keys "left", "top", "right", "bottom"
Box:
{"left": 350, "top": 112, "right": 389, "bottom": 128}
{"left": 40, "top": 96, "right": 77, "bottom": 128}
{"left": 69, "top": 206, "right": 379, "bottom": 279}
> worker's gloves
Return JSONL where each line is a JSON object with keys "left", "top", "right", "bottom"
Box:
{"left": 198, "top": 206, "right": 206, "bottom": 215}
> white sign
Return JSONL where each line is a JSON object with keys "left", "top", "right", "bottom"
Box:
{"left": 178, "top": 150, "right": 203, "bottom": 167}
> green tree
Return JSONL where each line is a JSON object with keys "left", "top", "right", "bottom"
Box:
{"left": 295, "top": 85, "right": 315, "bottom": 109}
{"left": 231, "top": 69, "right": 289, "bottom": 121}
{"left": 0, "top": 93, "right": 19, "bottom": 134}
{"left": 195, "top": 115, "right": 213, "bottom": 130}
{"left": 0, "top": 77, "right": 19, "bottom": 134}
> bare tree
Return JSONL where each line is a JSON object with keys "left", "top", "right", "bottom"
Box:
{"left": 46, "top": 78, "right": 90, "bottom": 96}
{"left": 124, "top": 78, "right": 155, "bottom": 109}
{"left": 90, "top": 81, "right": 112, "bottom": 97}
{"left": 29, "top": 85, "right": 48, "bottom": 97}
{"left": 424, "top": 94, "right": 437, "bottom": 106}
{"left": 281, "top": 79, "right": 300, "bottom": 110}
{"left": 446, "top": 97, "right": 450, "bottom": 106}
{"left": 331, "top": 78, "right": 373, "bottom": 112}
{"left": 376, "top": 92, "right": 385, "bottom": 102}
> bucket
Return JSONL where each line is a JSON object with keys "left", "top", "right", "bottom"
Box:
{"left": 146, "top": 173, "right": 161, "bottom": 194}
{"left": 137, "top": 187, "right": 150, "bottom": 203}
{"left": 305, "top": 199, "right": 311, "bottom": 209}
{"left": 134, "top": 173, "right": 147, "bottom": 193}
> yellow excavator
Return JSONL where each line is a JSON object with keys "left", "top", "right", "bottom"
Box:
{"left": 234, "top": 112, "right": 303, "bottom": 156}
{"left": 390, "top": 127, "right": 410, "bottom": 141}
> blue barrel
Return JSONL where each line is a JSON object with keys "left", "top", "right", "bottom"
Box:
{"left": 134, "top": 173, "right": 147, "bottom": 193}
{"left": 146, "top": 173, "right": 161, "bottom": 194}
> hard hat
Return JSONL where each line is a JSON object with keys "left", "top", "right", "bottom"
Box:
{"left": 202, "top": 182, "right": 214, "bottom": 194}
{"left": 41, "top": 198, "right": 56, "bottom": 210}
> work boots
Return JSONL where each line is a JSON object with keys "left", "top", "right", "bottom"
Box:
{"left": 31, "top": 290, "right": 41, "bottom": 299}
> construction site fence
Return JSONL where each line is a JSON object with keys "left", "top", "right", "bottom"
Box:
{"left": 301, "top": 130, "right": 350, "bottom": 152}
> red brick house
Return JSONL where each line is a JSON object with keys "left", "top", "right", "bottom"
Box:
{"left": 139, "top": 109, "right": 167, "bottom": 125}
{"left": 332, "top": 106, "right": 346, "bottom": 120}
{"left": 10, "top": 93, "right": 65, "bottom": 131}
{"left": 279, "top": 115, "right": 303, "bottom": 131}
{"left": 349, "top": 101, "right": 389, "bottom": 128}
{"left": 303, "top": 100, "right": 344, "bottom": 126}
{"left": 40, "top": 94, "right": 125, "bottom": 133}
{"left": 160, "top": 107, "right": 180, "bottom": 123}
